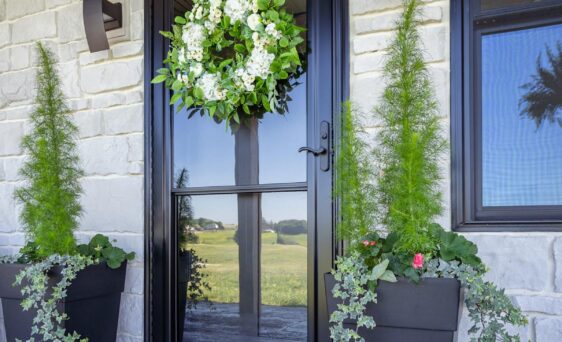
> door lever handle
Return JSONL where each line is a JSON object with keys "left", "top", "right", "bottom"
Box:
{"left": 298, "top": 146, "right": 327, "bottom": 156}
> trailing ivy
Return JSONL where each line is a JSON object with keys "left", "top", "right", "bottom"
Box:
{"left": 14, "top": 254, "right": 94, "bottom": 342}
{"left": 424, "top": 259, "right": 528, "bottom": 342}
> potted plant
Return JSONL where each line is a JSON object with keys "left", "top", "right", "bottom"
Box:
{"left": 325, "top": 1, "right": 528, "bottom": 341}
{"left": 0, "top": 42, "right": 134, "bottom": 342}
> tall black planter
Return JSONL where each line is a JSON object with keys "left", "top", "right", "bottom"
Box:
{"left": 325, "top": 274, "right": 462, "bottom": 342}
{"left": 0, "top": 262, "right": 127, "bottom": 341}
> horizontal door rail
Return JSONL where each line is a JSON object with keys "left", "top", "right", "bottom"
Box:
{"left": 171, "top": 182, "right": 308, "bottom": 196}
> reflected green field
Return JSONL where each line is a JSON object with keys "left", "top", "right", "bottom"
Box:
{"left": 187, "top": 229, "right": 307, "bottom": 306}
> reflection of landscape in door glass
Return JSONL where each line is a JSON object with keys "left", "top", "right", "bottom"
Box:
{"left": 179, "top": 192, "right": 307, "bottom": 341}
{"left": 260, "top": 192, "right": 307, "bottom": 340}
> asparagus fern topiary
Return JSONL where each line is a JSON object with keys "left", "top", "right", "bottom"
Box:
{"left": 334, "top": 102, "right": 377, "bottom": 242}
{"left": 15, "top": 42, "right": 84, "bottom": 260}
{"left": 374, "top": 0, "right": 447, "bottom": 254}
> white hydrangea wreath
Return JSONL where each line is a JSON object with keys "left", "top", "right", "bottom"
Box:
{"left": 152, "top": 0, "right": 305, "bottom": 127}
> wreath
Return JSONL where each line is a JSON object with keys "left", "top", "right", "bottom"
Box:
{"left": 152, "top": 0, "right": 306, "bottom": 127}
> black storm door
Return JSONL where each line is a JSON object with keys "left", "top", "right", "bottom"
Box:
{"left": 145, "top": 1, "right": 348, "bottom": 341}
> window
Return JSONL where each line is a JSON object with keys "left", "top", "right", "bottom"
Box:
{"left": 451, "top": 0, "right": 562, "bottom": 230}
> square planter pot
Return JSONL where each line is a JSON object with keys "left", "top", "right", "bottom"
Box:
{"left": 325, "top": 273, "right": 462, "bottom": 342}
{"left": 0, "top": 262, "right": 127, "bottom": 342}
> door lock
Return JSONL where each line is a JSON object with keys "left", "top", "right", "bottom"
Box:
{"left": 298, "top": 121, "right": 330, "bottom": 172}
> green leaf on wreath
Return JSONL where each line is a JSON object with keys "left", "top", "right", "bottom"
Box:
{"left": 175, "top": 16, "right": 187, "bottom": 24}
{"left": 151, "top": 74, "right": 168, "bottom": 84}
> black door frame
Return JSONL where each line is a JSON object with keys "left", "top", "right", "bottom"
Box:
{"left": 144, "top": 0, "right": 349, "bottom": 340}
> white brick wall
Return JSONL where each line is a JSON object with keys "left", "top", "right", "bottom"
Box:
{"left": 350, "top": 1, "right": 562, "bottom": 341}
{"left": 0, "top": 0, "right": 144, "bottom": 341}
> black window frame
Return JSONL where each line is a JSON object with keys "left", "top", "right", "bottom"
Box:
{"left": 451, "top": 0, "right": 562, "bottom": 232}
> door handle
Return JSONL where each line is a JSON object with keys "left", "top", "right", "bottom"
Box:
{"left": 298, "top": 121, "right": 330, "bottom": 172}
{"left": 298, "top": 146, "right": 326, "bottom": 156}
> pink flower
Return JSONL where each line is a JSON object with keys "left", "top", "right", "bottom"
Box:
{"left": 362, "top": 240, "right": 370, "bottom": 246}
{"left": 370, "top": 241, "right": 377, "bottom": 246}
{"left": 412, "top": 253, "right": 424, "bottom": 269}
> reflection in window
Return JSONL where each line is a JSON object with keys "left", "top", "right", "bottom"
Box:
{"left": 260, "top": 192, "right": 307, "bottom": 340}
{"left": 481, "top": 23, "right": 562, "bottom": 206}
{"left": 481, "top": 0, "right": 552, "bottom": 11}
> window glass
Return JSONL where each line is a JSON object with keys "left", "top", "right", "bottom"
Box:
{"left": 481, "top": 0, "right": 554, "bottom": 11}
{"left": 481, "top": 23, "right": 562, "bottom": 206}
{"left": 260, "top": 191, "right": 307, "bottom": 340}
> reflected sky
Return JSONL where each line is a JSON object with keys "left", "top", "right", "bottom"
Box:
{"left": 481, "top": 23, "right": 562, "bottom": 206}
{"left": 173, "top": 75, "right": 307, "bottom": 187}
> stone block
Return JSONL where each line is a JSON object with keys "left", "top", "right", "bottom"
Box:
{"left": 350, "top": 74, "right": 386, "bottom": 116}
{"left": 130, "top": 11, "right": 144, "bottom": 41}
{"left": 117, "top": 294, "right": 143, "bottom": 336}
{"left": 59, "top": 60, "right": 81, "bottom": 98}
{"left": 80, "top": 176, "right": 143, "bottom": 232}
{"left": 111, "top": 41, "right": 144, "bottom": 59}
{"left": 535, "top": 317, "right": 562, "bottom": 342}
{"left": 46, "top": 0, "right": 72, "bottom": 9}
{"left": 78, "top": 136, "right": 130, "bottom": 175}
{"left": 353, "top": 52, "right": 385, "bottom": 74}
{"left": 0, "top": 23, "right": 10, "bottom": 49}
{"left": 514, "top": 295, "right": 562, "bottom": 315}
{"left": 5, "top": 0, "right": 45, "bottom": 20}
{"left": 355, "top": 6, "right": 442, "bottom": 35}
{"left": 11, "top": 12, "right": 56, "bottom": 44}
{"left": 0, "top": 49, "right": 9, "bottom": 73}
{"left": 0, "top": 69, "right": 34, "bottom": 104}
{"left": 465, "top": 235, "right": 551, "bottom": 291}
{"left": 56, "top": 3, "right": 86, "bottom": 43}
{"left": 73, "top": 110, "right": 103, "bottom": 138}
{"left": 127, "top": 134, "right": 143, "bottom": 162}
{"left": 553, "top": 237, "right": 562, "bottom": 292}
{"left": 123, "top": 265, "right": 143, "bottom": 295}
{"left": 103, "top": 104, "right": 144, "bottom": 135}
{"left": 2, "top": 157, "right": 24, "bottom": 181}
{"left": 79, "top": 50, "right": 110, "bottom": 66}
{"left": 0, "top": 183, "right": 18, "bottom": 232}
{"left": 420, "top": 25, "right": 447, "bottom": 63}
{"left": 0, "top": 121, "right": 23, "bottom": 156}
{"left": 91, "top": 91, "right": 143, "bottom": 109}
{"left": 351, "top": 0, "right": 402, "bottom": 15}
{"left": 9, "top": 45, "right": 31, "bottom": 71}
{"left": 80, "top": 58, "right": 143, "bottom": 93}
{"left": 353, "top": 32, "right": 392, "bottom": 54}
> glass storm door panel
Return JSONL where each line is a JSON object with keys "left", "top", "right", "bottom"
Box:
{"left": 169, "top": 1, "right": 339, "bottom": 341}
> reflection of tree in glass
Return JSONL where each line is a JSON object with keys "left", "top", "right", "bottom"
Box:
{"left": 520, "top": 43, "right": 562, "bottom": 128}
{"left": 175, "top": 167, "right": 211, "bottom": 311}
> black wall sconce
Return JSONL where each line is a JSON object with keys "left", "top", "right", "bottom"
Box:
{"left": 83, "top": 0, "right": 123, "bottom": 53}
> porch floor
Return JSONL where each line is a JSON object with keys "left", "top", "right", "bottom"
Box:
{"left": 183, "top": 303, "right": 307, "bottom": 342}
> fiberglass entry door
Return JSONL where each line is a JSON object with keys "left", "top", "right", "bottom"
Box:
{"left": 169, "top": 1, "right": 335, "bottom": 341}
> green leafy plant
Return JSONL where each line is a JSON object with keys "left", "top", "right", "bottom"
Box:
{"left": 330, "top": 252, "right": 396, "bottom": 342}
{"left": 185, "top": 248, "right": 212, "bottom": 311}
{"left": 15, "top": 42, "right": 84, "bottom": 260}
{"left": 334, "top": 102, "right": 377, "bottom": 242}
{"left": 373, "top": 0, "right": 447, "bottom": 255}
{"left": 77, "top": 234, "right": 135, "bottom": 269}
{"left": 329, "top": 1, "right": 528, "bottom": 341}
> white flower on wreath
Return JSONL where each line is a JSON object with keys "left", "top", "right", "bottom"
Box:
{"left": 191, "top": 63, "right": 203, "bottom": 77}
{"left": 224, "top": 0, "right": 253, "bottom": 22}
{"left": 265, "top": 23, "right": 281, "bottom": 40}
{"left": 247, "top": 13, "right": 261, "bottom": 31}
{"left": 182, "top": 22, "right": 205, "bottom": 61}
{"left": 196, "top": 73, "right": 226, "bottom": 101}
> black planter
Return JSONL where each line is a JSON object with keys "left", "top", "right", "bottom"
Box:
{"left": 325, "top": 273, "right": 462, "bottom": 342}
{"left": 0, "top": 262, "right": 127, "bottom": 341}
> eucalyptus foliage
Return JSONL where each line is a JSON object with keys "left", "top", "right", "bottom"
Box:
{"left": 14, "top": 254, "right": 94, "bottom": 342}
{"left": 15, "top": 42, "right": 83, "bottom": 260}
{"left": 334, "top": 103, "right": 377, "bottom": 242}
{"left": 373, "top": 0, "right": 447, "bottom": 254}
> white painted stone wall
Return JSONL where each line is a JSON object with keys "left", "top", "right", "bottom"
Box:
{"left": 0, "top": 0, "right": 144, "bottom": 341}
{"left": 350, "top": 1, "right": 561, "bottom": 341}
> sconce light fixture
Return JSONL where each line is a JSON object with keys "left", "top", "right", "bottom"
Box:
{"left": 83, "top": 0, "right": 123, "bottom": 52}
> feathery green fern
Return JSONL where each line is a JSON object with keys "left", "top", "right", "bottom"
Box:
{"left": 15, "top": 42, "right": 83, "bottom": 260}
{"left": 374, "top": 0, "right": 447, "bottom": 254}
